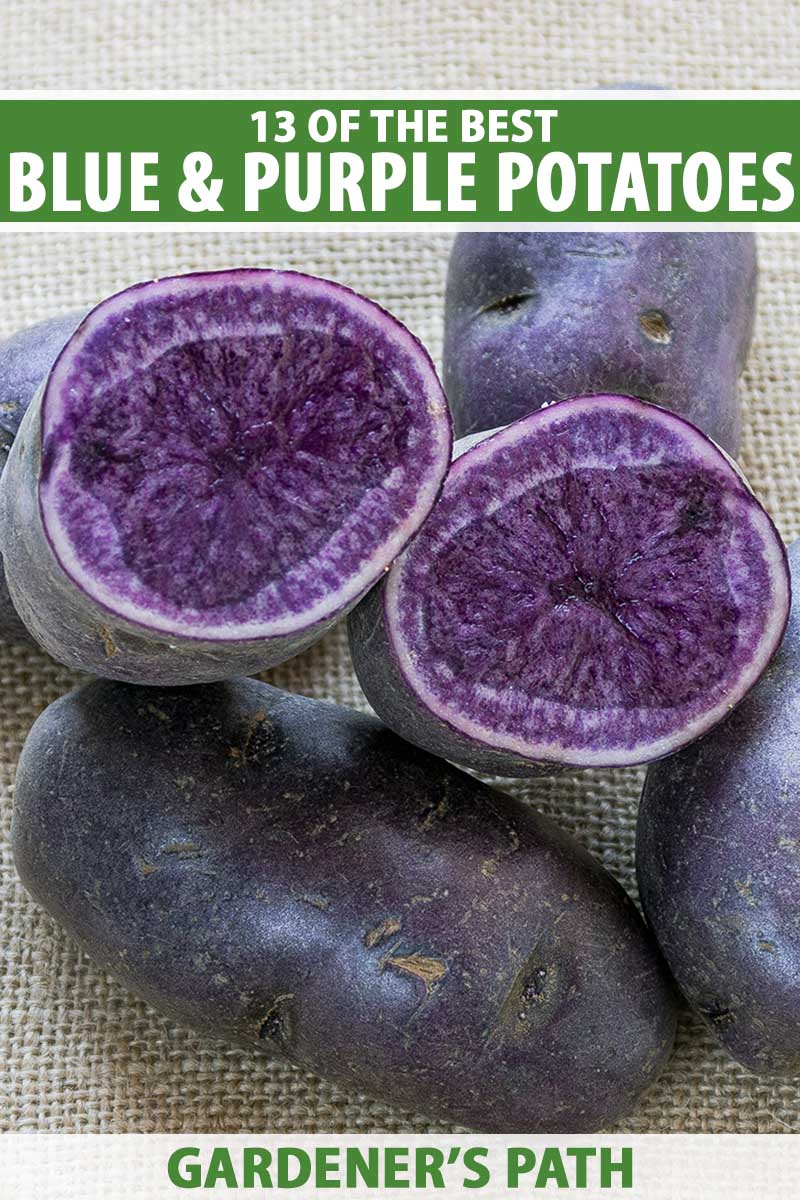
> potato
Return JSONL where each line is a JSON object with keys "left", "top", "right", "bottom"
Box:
{"left": 349, "top": 394, "right": 789, "bottom": 775}
{"left": 443, "top": 232, "right": 757, "bottom": 455}
{"left": 0, "top": 310, "right": 84, "bottom": 639}
{"left": 638, "top": 540, "right": 800, "bottom": 1074}
{"left": 13, "top": 676, "right": 677, "bottom": 1132}
{"left": 0, "top": 271, "right": 451, "bottom": 683}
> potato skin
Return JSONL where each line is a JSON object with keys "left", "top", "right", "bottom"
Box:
{"left": 638, "top": 540, "right": 800, "bottom": 1075}
{"left": 349, "top": 575, "right": 556, "bottom": 778}
{"left": 444, "top": 232, "right": 757, "bottom": 454}
{"left": 14, "top": 677, "right": 676, "bottom": 1132}
{"left": 0, "top": 311, "right": 86, "bottom": 459}
{"left": 0, "top": 311, "right": 85, "bottom": 640}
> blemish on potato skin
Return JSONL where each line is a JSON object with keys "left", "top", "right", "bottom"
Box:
{"left": 496, "top": 948, "right": 559, "bottom": 1041}
{"left": 481, "top": 820, "right": 520, "bottom": 879}
{"left": 409, "top": 888, "right": 449, "bottom": 906}
{"left": 257, "top": 993, "right": 295, "bottom": 1048}
{"left": 416, "top": 793, "right": 450, "bottom": 831}
{"left": 478, "top": 293, "right": 534, "bottom": 318}
{"left": 334, "top": 829, "right": 362, "bottom": 847}
{"left": 306, "top": 812, "right": 339, "bottom": 839}
{"left": 364, "top": 916, "right": 402, "bottom": 948}
{"left": 299, "top": 893, "right": 331, "bottom": 912}
{"left": 700, "top": 1004, "right": 737, "bottom": 1030}
{"left": 385, "top": 953, "right": 447, "bottom": 994}
{"left": 639, "top": 309, "right": 673, "bottom": 344}
{"left": 734, "top": 876, "right": 759, "bottom": 908}
{"left": 98, "top": 624, "right": 119, "bottom": 658}
{"left": 518, "top": 968, "right": 551, "bottom": 1021}
{"left": 162, "top": 841, "right": 205, "bottom": 861}
{"left": 228, "top": 711, "right": 275, "bottom": 767}
{"left": 565, "top": 238, "right": 629, "bottom": 260}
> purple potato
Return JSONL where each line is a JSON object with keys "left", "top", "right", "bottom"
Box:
{"left": 637, "top": 539, "right": 800, "bottom": 1075}
{"left": 0, "top": 310, "right": 87, "bottom": 456}
{"left": 0, "top": 310, "right": 85, "bottom": 640}
{"left": 443, "top": 232, "right": 757, "bottom": 454}
{"left": 349, "top": 394, "right": 789, "bottom": 776}
{"left": 0, "top": 270, "right": 451, "bottom": 684}
{"left": 13, "top": 675, "right": 677, "bottom": 1132}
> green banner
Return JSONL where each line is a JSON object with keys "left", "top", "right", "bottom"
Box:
{"left": 0, "top": 97, "right": 796, "bottom": 222}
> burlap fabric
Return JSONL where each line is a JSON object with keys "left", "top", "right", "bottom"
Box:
{"left": 0, "top": 0, "right": 799, "bottom": 1136}
{"left": 1, "top": 0, "right": 799, "bottom": 91}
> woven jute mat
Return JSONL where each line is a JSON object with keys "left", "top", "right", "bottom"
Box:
{"left": 1, "top": 0, "right": 799, "bottom": 91}
{"left": 0, "top": 229, "right": 797, "bottom": 1133}
{"left": 1, "top": 0, "right": 800, "bottom": 1139}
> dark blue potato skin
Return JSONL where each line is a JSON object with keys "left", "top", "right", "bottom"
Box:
{"left": 13, "top": 677, "right": 676, "bottom": 1132}
{"left": 0, "top": 311, "right": 85, "bottom": 640}
{"left": 637, "top": 540, "right": 800, "bottom": 1075}
{"left": 443, "top": 232, "right": 757, "bottom": 453}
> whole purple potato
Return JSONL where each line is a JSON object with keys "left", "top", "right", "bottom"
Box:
{"left": 0, "top": 270, "right": 451, "bottom": 684}
{"left": 443, "top": 232, "right": 757, "bottom": 454}
{"left": 349, "top": 394, "right": 789, "bottom": 776}
{"left": 0, "top": 311, "right": 85, "bottom": 640}
{"left": 13, "top": 676, "right": 677, "bottom": 1132}
{"left": 637, "top": 540, "right": 800, "bottom": 1075}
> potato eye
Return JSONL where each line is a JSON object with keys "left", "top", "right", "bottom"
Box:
{"left": 639, "top": 309, "right": 673, "bottom": 344}
{"left": 481, "top": 293, "right": 532, "bottom": 316}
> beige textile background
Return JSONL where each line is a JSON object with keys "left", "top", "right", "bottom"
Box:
{"left": 0, "top": 0, "right": 799, "bottom": 91}
{"left": 0, "top": 0, "right": 799, "bottom": 1137}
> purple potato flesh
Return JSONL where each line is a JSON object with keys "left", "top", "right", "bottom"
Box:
{"left": 0, "top": 310, "right": 85, "bottom": 640}
{"left": 0, "top": 311, "right": 87, "bottom": 461}
{"left": 637, "top": 540, "right": 800, "bottom": 1075}
{"left": 12, "top": 676, "right": 677, "bottom": 1132}
{"left": 444, "top": 232, "right": 757, "bottom": 454}
{"left": 349, "top": 394, "right": 790, "bottom": 775}
{"left": 0, "top": 270, "right": 451, "bottom": 684}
